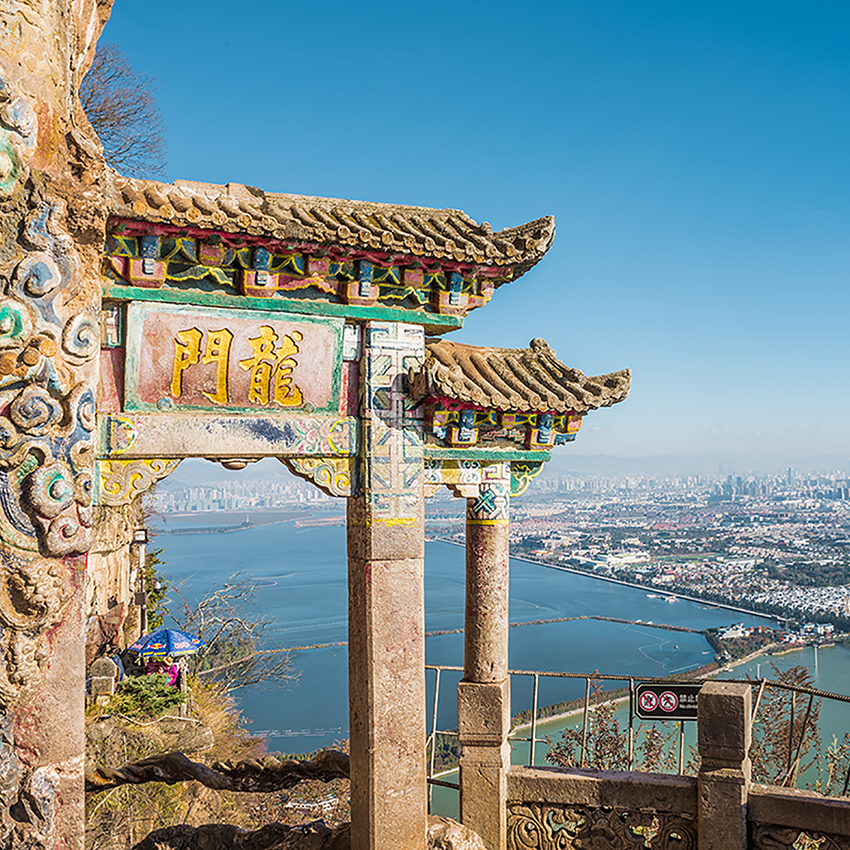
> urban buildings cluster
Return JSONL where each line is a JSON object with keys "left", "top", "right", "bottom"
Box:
{"left": 149, "top": 476, "right": 331, "bottom": 513}
{"left": 505, "top": 467, "right": 850, "bottom": 626}
{"left": 150, "top": 465, "right": 850, "bottom": 627}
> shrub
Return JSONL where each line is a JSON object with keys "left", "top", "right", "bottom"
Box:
{"left": 107, "top": 674, "right": 186, "bottom": 718}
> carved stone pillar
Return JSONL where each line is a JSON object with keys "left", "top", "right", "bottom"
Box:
{"left": 698, "top": 681, "right": 752, "bottom": 850}
{"left": 0, "top": 3, "right": 112, "bottom": 848}
{"left": 347, "top": 321, "right": 427, "bottom": 850}
{"left": 458, "top": 467, "right": 511, "bottom": 850}
{"left": 0, "top": 2, "right": 112, "bottom": 847}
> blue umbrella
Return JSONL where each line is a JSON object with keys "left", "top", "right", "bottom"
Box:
{"left": 127, "top": 628, "right": 204, "bottom": 659}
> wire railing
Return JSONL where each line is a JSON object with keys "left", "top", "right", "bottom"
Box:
{"left": 424, "top": 664, "right": 850, "bottom": 806}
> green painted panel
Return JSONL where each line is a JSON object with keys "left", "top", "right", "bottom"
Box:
{"left": 103, "top": 283, "right": 464, "bottom": 331}
{"left": 510, "top": 460, "right": 546, "bottom": 496}
{"left": 424, "top": 446, "right": 551, "bottom": 463}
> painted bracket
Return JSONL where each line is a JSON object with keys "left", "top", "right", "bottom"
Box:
{"left": 97, "top": 458, "right": 182, "bottom": 506}
{"left": 424, "top": 459, "right": 511, "bottom": 498}
{"left": 424, "top": 458, "right": 545, "bottom": 497}
{"left": 282, "top": 456, "right": 355, "bottom": 498}
{"left": 509, "top": 460, "right": 545, "bottom": 496}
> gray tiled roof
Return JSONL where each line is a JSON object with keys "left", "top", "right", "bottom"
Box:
{"left": 411, "top": 338, "right": 631, "bottom": 413}
{"left": 108, "top": 175, "right": 555, "bottom": 278}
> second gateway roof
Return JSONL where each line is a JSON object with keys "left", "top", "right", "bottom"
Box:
{"left": 411, "top": 338, "right": 631, "bottom": 413}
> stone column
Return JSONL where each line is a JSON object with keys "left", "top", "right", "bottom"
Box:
{"left": 697, "top": 681, "right": 752, "bottom": 850}
{"left": 0, "top": 3, "right": 112, "bottom": 848}
{"left": 347, "top": 321, "right": 426, "bottom": 850}
{"left": 458, "top": 466, "right": 511, "bottom": 850}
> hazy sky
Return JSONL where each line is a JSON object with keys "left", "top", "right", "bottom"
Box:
{"left": 103, "top": 2, "right": 850, "bottom": 463}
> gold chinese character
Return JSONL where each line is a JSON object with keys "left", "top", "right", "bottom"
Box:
{"left": 201, "top": 328, "right": 233, "bottom": 405}
{"left": 171, "top": 327, "right": 233, "bottom": 404}
{"left": 274, "top": 356, "right": 303, "bottom": 407}
{"left": 239, "top": 326, "right": 304, "bottom": 407}
{"left": 171, "top": 328, "right": 202, "bottom": 398}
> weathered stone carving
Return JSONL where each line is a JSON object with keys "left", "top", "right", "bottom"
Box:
{"left": 1, "top": 0, "right": 113, "bottom": 842}
{"left": 0, "top": 199, "right": 97, "bottom": 556}
{"left": 507, "top": 802, "right": 696, "bottom": 850}
{"left": 0, "top": 550, "right": 74, "bottom": 846}
{"left": 3, "top": 764, "right": 61, "bottom": 849}
{"left": 283, "top": 457, "right": 353, "bottom": 497}
{"left": 427, "top": 816, "right": 487, "bottom": 850}
{"left": 751, "top": 824, "right": 850, "bottom": 850}
{"left": 0, "top": 552, "right": 74, "bottom": 709}
{"left": 98, "top": 458, "right": 182, "bottom": 506}
{"left": 61, "top": 310, "right": 99, "bottom": 363}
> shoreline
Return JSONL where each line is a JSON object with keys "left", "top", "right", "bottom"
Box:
{"left": 431, "top": 537, "right": 783, "bottom": 624}
{"left": 159, "top": 519, "right": 291, "bottom": 535}
{"left": 771, "top": 645, "right": 806, "bottom": 657}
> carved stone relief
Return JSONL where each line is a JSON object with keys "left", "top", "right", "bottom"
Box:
{"left": 751, "top": 824, "right": 850, "bottom": 850}
{"left": 0, "top": 551, "right": 74, "bottom": 709}
{"left": 0, "top": 0, "right": 112, "bottom": 841}
{"left": 0, "top": 67, "right": 98, "bottom": 561}
{"left": 507, "top": 802, "right": 696, "bottom": 850}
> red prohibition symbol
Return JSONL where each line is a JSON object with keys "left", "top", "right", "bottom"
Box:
{"left": 638, "top": 691, "right": 658, "bottom": 712}
{"left": 659, "top": 691, "right": 679, "bottom": 712}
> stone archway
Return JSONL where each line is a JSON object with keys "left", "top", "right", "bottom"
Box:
{"left": 0, "top": 9, "right": 630, "bottom": 847}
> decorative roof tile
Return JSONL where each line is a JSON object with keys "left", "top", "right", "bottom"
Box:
{"left": 411, "top": 338, "right": 631, "bottom": 413}
{"left": 106, "top": 174, "right": 555, "bottom": 280}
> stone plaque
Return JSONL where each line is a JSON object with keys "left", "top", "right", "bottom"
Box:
{"left": 124, "top": 304, "right": 343, "bottom": 414}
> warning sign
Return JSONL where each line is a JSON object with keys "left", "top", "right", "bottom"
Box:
{"left": 638, "top": 691, "right": 658, "bottom": 713}
{"left": 635, "top": 683, "right": 700, "bottom": 721}
{"left": 659, "top": 691, "right": 678, "bottom": 712}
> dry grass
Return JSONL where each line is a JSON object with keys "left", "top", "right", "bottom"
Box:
{"left": 189, "top": 680, "right": 266, "bottom": 762}
{"left": 85, "top": 679, "right": 349, "bottom": 849}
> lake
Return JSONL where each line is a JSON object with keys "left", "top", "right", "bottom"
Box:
{"left": 154, "top": 517, "right": 807, "bottom": 752}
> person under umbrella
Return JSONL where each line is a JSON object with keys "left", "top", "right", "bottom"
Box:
{"left": 145, "top": 655, "right": 180, "bottom": 686}
{"left": 127, "top": 628, "right": 204, "bottom": 686}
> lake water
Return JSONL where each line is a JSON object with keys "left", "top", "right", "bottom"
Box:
{"left": 153, "top": 517, "right": 835, "bottom": 755}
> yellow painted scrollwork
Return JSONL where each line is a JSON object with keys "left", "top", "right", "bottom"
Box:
{"left": 282, "top": 457, "right": 353, "bottom": 497}
{"left": 98, "top": 458, "right": 182, "bottom": 506}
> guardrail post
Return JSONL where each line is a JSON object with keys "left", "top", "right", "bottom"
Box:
{"left": 697, "top": 681, "right": 752, "bottom": 850}
{"left": 458, "top": 467, "right": 511, "bottom": 850}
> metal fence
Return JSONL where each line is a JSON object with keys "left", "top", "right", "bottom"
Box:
{"left": 425, "top": 664, "right": 850, "bottom": 805}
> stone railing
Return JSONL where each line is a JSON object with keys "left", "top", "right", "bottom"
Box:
{"left": 507, "top": 766, "right": 697, "bottom": 848}
{"left": 748, "top": 786, "right": 850, "bottom": 850}
{"left": 498, "top": 682, "right": 850, "bottom": 850}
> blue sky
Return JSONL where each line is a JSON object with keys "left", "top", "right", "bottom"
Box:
{"left": 102, "top": 1, "right": 850, "bottom": 467}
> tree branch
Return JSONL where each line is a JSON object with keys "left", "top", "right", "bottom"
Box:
{"left": 86, "top": 749, "right": 349, "bottom": 794}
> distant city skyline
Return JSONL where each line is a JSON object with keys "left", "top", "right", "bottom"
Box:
{"left": 104, "top": 1, "right": 850, "bottom": 461}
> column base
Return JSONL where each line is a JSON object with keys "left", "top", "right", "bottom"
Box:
{"left": 458, "top": 678, "right": 510, "bottom": 850}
